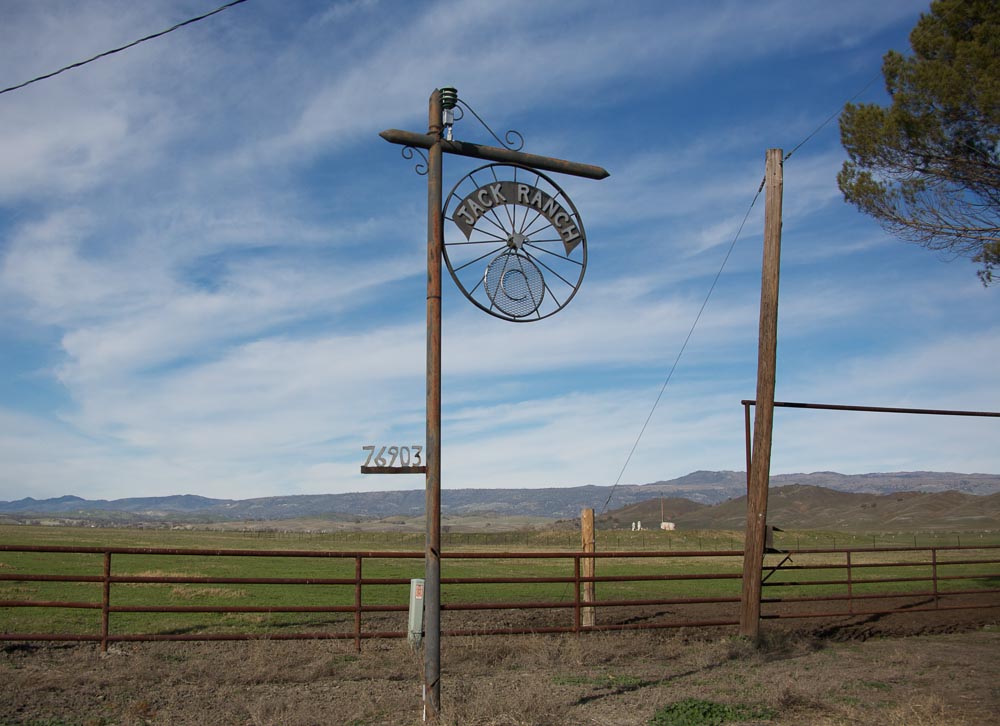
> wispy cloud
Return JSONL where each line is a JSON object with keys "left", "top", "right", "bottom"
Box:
{"left": 0, "top": 0, "right": 993, "bottom": 503}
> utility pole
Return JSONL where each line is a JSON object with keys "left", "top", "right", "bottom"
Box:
{"left": 739, "top": 148, "right": 783, "bottom": 638}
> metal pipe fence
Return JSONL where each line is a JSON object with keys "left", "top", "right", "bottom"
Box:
{"left": 760, "top": 545, "right": 1000, "bottom": 620}
{"left": 1, "top": 544, "right": 997, "bottom": 652}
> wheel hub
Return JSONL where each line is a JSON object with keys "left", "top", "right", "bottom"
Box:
{"left": 507, "top": 232, "right": 527, "bottom": 250}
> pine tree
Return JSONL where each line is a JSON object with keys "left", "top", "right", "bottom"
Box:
{"left": 838, "top": 0, "right": 999, "bottom": 284}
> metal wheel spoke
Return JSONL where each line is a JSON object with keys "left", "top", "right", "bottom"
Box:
{"left": 490, "top": 166, "right": 517, "bottom": 231}
{"left": 522, "top": 237, "right": 568, "bottom": 244}
{"left": 476, "top": 213, "right": 510, "bottom": 239}
{"left": 467, "top": 225, "right": 507, "bottom": 243}
{"left": 469, "top": 169, "right": 514, "bottom": 238}
{"left": 447, "top": 236, "right": 505, "bottom": 246}
{"left": 481, "top": 201, "right": 511, "bottom": 239}
{"left": 454, "top": 244, "right": 506, "bottom": 273}
{"left": 521, "top": 213, "right": 557, "bottom": 238}
{"left": 525, "top": 242, "right": 584, "bottom": 266}
{"left": 518, "top": 208, "right": 545, "bottom": 237}
{"left": 541, "top": 278, "right": 565, "bottom": 309}
{"left": 446, "top": 223, "right": 507, "bottom": 243}
{"left": 525, "top": 249, "right": 578, "bottom": 289}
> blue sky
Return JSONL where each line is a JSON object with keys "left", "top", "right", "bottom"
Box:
{"left": 0, "top": 0, "right": 996, "bottom": 503}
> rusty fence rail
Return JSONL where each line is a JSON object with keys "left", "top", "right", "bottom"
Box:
{"left": 1, "top": 544, "right": 998, "bottom": 652}
{"left": 760, "top": 545, "right": 1000, "bottom": 621}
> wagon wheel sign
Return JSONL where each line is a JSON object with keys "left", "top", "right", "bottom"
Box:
{"left": 443, "top": 163, "right": 587, "bottom": 322}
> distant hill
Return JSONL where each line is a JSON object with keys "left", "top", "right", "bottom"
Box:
{"left": 1, "top": 471, "right": 998, "bottom": 525}
{"left": 599, "top": 485, "right": 1000, "bottom": 532}
{"left": 768, "top": 471, "right": 1000, "bottom": 497}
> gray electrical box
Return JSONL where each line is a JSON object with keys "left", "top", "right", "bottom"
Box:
{"left": 407, "top": 578, "right": 425, "bottom": 648}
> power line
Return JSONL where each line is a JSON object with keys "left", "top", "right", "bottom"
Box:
{"left": 783, "top": 70, "right": 882, "bottom": 162}
{"left": 600, "top": 177, "right": 765, "bottom": 515}
{"left": 0, "top": 0, "right": 249, "bottom": 97}
{"left": 600, "top": 71, "right": 885, "bottom": 515}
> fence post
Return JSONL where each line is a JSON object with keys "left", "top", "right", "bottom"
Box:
{"left": 846, "top": 551, "right": 853, "bottom": 615}
{"left": 581, "top": 509, "right": 596, "bottom": 627}
{"left": 101, "top": 552, "right": 111, "bottom": 653}
{"left": 354, "top": 556, "right": 363, "bottom": 653}
{"left": 572, "top": 556, "right": 581, "bottom": 634}
{"left": 931, "top": 548, "right": 939, "bottom": 609}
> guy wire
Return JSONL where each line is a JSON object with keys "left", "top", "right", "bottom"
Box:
{"left": 599, "top": 69, "right": 885, "bottom": 515}
{"left": 599, "top": 177, "right": 765, "bottom": 515}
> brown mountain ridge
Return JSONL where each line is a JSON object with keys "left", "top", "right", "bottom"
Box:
{"left": 599, "top": 485, "right": 1000, "bottom": 531}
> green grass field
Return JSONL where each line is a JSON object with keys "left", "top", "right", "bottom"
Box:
{"left": 2, "top": 525, "right": 997, "bottom": 639}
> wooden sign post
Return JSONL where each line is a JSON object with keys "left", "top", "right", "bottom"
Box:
{"left": 380, "top": 89, "right": 608, "bottom": 718}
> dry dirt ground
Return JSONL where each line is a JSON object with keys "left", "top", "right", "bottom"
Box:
{"left": 3, "top": 610, "right": 999, "bottom": 725}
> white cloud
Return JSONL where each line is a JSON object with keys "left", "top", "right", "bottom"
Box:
{"left": 1, "top": 0, "right": 994, "bottom": 505}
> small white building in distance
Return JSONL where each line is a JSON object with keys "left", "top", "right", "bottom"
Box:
{"left": 660, "top": 522, "right": 676, "bottom": 531}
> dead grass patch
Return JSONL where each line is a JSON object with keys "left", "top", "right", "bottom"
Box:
{"left": 724, "top": 630, "right": 824, "bottom": 663}
{"left": 119, "top": 569, "right": 199, "bottom": 587}
{"left": 0, "top": 584, "right": 35, "bottom": 595}
{"left": 1, "top": 628, "right": 997, "bottom": 725}
{"left": 129, "top": 569, "right": 198, "bottom": 578}
{"left": 169, "top": 585, "right": 249, "bottom": 599}
{"left": 440, "top": 674, "right": 574, "bottom": 726}
{"left": 221, "top": 612, "right": 266, "bottom": 625}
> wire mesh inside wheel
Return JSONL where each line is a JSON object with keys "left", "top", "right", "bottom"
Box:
{"left": 484, "top": 251, "right": 545, "bottom": 318}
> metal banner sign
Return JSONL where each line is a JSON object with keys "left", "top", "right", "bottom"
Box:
{"left": 443, "top": 163, "right": 588, "bottom": 322}
{"left": 451, "top": 181, "right": 583, "bottom": 254}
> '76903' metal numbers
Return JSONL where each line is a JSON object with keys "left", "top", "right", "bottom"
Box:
{"left": 362, "top": 445, "right": 423, "bottom": 468}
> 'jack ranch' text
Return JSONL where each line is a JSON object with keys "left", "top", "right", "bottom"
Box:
{"left": 450, "top": 181, "right": 583, "bottom": 254}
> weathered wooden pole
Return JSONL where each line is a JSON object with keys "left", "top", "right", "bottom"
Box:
{"left": 739, "top": 148, "right": 783, "bottom": 637}
{"left": 379, "top": 89, "right": 607, "bottom": 720}
{"left": 424, "top": 88, "right": 443, "bottom": 717}
{"left": 581, "top": 508, "right": 596, "bottom": 627}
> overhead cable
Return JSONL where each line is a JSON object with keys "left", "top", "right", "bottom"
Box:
{"left": 600, "top": 70, "right": 885, "bottom": 514}
{"left": 0, "top": 0, "right": 249, "bottom": 97}
{"left": 783, "top": 70, "right": 882, "bottom": 162}
{"left": 599, "top": 179, "right": 765, "bottom": 514}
